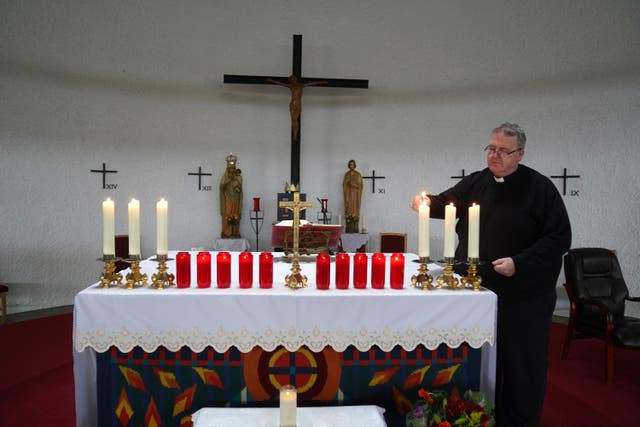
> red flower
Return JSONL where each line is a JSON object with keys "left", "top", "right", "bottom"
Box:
{"left": 418, "top": 388, "right": 433, "bottom": 404}
{"left": 437, "top": 422, "right": 452, "bottom": 427}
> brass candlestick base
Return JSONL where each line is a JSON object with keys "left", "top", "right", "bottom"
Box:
{"left": 436, "top": 258, "right": 460, "bottom": 290}
{"left": 462, "top": 258, "right": 483, "bottom": 291}
{"left": 285, "top": 255, "right": 308, "bottom": 290}
{"left": 99, "top": 255, "right": 123, "bottom": 288}
{"left": 411, "top": 257, "right": 434, "bottom": 290}
{"left": 125, "top": 255, "right": 148, "bottom": 289}
{"left": 151, "top": 254, "right": 175, "bottom": 289}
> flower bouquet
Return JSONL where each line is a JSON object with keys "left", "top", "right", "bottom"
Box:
{"left": 406, "top": 387, "right": 495, "bottom": 427}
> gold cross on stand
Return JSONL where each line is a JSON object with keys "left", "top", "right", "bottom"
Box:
{"left": 279, "top": 192, "right": 314, "bottom": 290}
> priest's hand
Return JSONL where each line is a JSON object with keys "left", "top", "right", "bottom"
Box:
{"left": 410, "top": 192, "right": 431, "bottom": 212}
{"left": 492, "top": 257, "right": 516, "bottom": 277}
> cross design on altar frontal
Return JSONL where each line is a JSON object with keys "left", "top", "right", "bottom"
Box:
{"left": 279, "top": 192, "right": 314, "bottom": 255}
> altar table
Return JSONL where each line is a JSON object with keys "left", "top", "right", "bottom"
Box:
{"left": 191, "top": 405, "right": 387, "bottom": 427}
{"left": 73, "top": 251, "right": 496, "bottom": 427}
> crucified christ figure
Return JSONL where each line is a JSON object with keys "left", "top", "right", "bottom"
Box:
{"left": 267, "top": 74, "right": 327, "bottom": 140}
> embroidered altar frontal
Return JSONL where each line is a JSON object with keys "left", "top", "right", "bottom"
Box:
{"left": 97, "top": 343, "right": 480, "bottom": 427}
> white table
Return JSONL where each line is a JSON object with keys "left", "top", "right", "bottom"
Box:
{"left": 73, "top": 251, "right": 496, "bottom": 427}
{"left": 191, "top": 405, "right": 387, "bottom": 427}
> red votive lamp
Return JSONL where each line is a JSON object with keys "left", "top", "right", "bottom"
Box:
{"left": 176, "top": 251, "right": 191, "bottom": 288}
{"left": 259, "top": 252, "right": 273, "bottom": 288}
{"left": 321, "top": 198, "right": 328, "bottom": 213}
{"left": 216, "top": 251, "right": 231, "bottom": 288}
{"left": 253, "top": 197, "right": 261, "bottom": 212}
{"left": 353, "top": 253, "right": 368, "bottom": 289}
{"left": 390, "top": 253, "right": 405, "bottom": 289}
{"left": 316, "top": 252, "right": 331, "bottom": 290}
{"left": 371, "top": 252, "right": 386, "bottom": 289}
{"left": 239, "top": 251, "right": 253, "bottom": 288}
{"left": 196, "top": 251, "right": 211, "bottom": 288}
{"left": 335, "top": 252, "right": 350, "bottom": 289}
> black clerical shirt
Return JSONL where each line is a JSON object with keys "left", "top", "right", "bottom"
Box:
{"left": 429, "top": 164, "right": 571, "bottom": 302}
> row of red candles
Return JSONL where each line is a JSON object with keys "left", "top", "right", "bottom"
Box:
{"left": 175, "top": 251, "right": 406, "bottom": 289}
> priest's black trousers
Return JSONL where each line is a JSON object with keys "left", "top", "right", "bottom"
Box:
{"left": 495, "top": 290, "right": 556, "bottom": 427}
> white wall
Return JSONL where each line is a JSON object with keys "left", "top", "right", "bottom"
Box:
{"left": 1, "top": 0, "right": 639, "bottom": 316}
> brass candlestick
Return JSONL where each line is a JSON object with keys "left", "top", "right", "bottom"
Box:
{"left": 285, "top": 254, "right": 308, "bottom": 290}
{"left": 411, "top": 257, "right": 434, "bottom": 290}
{"left": 462, "top": 257, "right": 483, "bottom": 291}
{"left": 151, "top": 254, "right": 175, "bottom": 289}
{"left": 99, "top": 255, "right": 123, "bottom": 288}
{"left": 436, "top": 257, "right": 460, "bottom": 290}
{"left": 125, "top": 255, "right": 148, "bottom": 289}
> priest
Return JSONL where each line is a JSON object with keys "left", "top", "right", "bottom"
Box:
{"left": 411, "top": 122, "right": 571, "bottom": 426}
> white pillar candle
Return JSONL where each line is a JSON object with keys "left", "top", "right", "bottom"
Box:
{"left": 468, "top": 203, "right": 480, "bottom": 259}
{"left": 102, "top": 198, "right": 115, "bottom": 256}
{"left": 360, "top": 215, "right": 366, "bottom": 232}
{"left": 156, "top": 198, "right": 168, "bottom": 256}
{"left": 279, "top": 385, "right": 297, "bottom": 427}
{"left": 443, "top": 203, "right": 456, "bottom": 259}
{"left": 337, "top": 214, "right": 342, "bottom": 226}
{"left": 418, "top": 198, "right": 430, "bottom": 258}
{"left": 128, "top": 198, "right": 140, "bottom": 256}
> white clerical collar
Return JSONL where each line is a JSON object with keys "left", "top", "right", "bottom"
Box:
{"left": 494, "top": 176, "right": 505, "bottom": 183}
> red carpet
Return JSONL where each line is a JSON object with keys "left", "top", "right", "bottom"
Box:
{"left": 0, "top": 313, "right": 637, "bottom": 427}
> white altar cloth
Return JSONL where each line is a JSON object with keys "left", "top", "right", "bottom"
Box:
{"left": 191, "top": 405, "right": 387, "bottom": 427}
{"left": 73, "top": 251, "right": 496, "bottom": 427}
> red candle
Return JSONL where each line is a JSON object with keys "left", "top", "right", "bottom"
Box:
{"left": 216, "top": 251, "right": 231, "bottom": 288}
{"left": 196, "top": 251, "right": 211, "bottom": 288}
{"left": 316, "top": 252, "right": 331, "bottom": 290}
{"left": 371, "top": 253, "right": 386, "bottom": 289}
{"left": 239, "top": 252, "right": 253, "bottom": 288}
{"left": 390, "top": 253, "right": 405, "bottom": 289}
{"left": 259, "top": 252, "right": 273, "bottom": 288}
{"left": 176, "top": 251, "right": 191, "bottom": 288}
{"left": 353, "top": 253, "right": 368, "bottom": 289}
{"left": 335, "top": 252, "right": 350, "bottom": 289}
{"left": 253, "top": 197, "right": 261, "bottom": 212}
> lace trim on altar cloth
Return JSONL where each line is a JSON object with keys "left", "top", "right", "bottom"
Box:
{"left": 74, "top": 324, "right": 494, "bottom": 353}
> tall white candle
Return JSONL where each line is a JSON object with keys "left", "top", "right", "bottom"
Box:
{"left": 156, "top": 198, "right": 168, "bottom": 256}
{"left": 360, "top": 215, "right": 366, "bottom": 232}
{"left": 443, "top": 203, "right": 456, "bottom": 259}
{"left": 102, "top": 198, "right": 115, "bottom": 256}
{"left": 418, "top": 199, "right": 430, "bottom": 258}
{"left": 128, "top": 198, "right": 140, "bottom": 256}
{"left": 279, "top": 385, "right": 297, "bottom": 427}
{"left": 468, "top": 203, "right": 480, "bottom": 259}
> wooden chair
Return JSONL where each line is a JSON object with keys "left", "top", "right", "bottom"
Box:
{"left": 562, "top": 247, "right": 640, "bottom": 383}
{"left": 0, "top": 284, "right": 8, "bottom": 324}
{"left": 379, "top": 232, "right": 407, "bottom": 253}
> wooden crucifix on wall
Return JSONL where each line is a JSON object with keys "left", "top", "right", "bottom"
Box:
{"left": 224, "top": 34, "right": 369, "bottom": 187}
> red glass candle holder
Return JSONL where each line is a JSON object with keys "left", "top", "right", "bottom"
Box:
{"left": 176, "top": 251, "right": 191, "bottom": 288}
{"left": 238, "top": 252, "right": 253, "bottom": 288}
{"left": 335, "top": 252, "right": 350, "bottom": 289}
{"left": 390, "top": 253, "right": 405, "bottom": 289}
{"left": 216, "top": 251, "right": 231, "bottom": 288}
{"left": 353, "top": 253, "right": 368, "bottom": 289}
{"left": 197, "top": 251, "right": 211, "bottom": 288}
{"left": 259, "top": 252, "right": 273, "bottom": 288}
{"left": 371, "top": 253, "right": 386, "bottom": 289}
{"left": 253, "top": 197, "right": 261, "bottom": 212}
{"left": 320, "top": 198, "right": 328, "bottom": 213}
{"left": 316, "top": 252, "right": 331, "bottom": 290}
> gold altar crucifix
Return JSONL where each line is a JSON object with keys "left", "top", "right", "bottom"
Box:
{"left": 279, "top": 192, "right": 314, "bottom": 289}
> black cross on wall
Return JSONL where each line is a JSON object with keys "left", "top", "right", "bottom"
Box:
{"left": 550, "top": 168, "right": 580, "bottom": 196}
{"left": 363, "top": 170, "right": 386, "bottom": 193}
{"left": 224, "top": 34, "right": 368, "bottom": 187}
{"left": 451, "top": 169, "right": 467, "bottom": 180}
{"left": 188, "top": 166, "right": 213, "bottom": 190}
{"left": 90, "top": 163, "right": 118, "bottom": 189}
